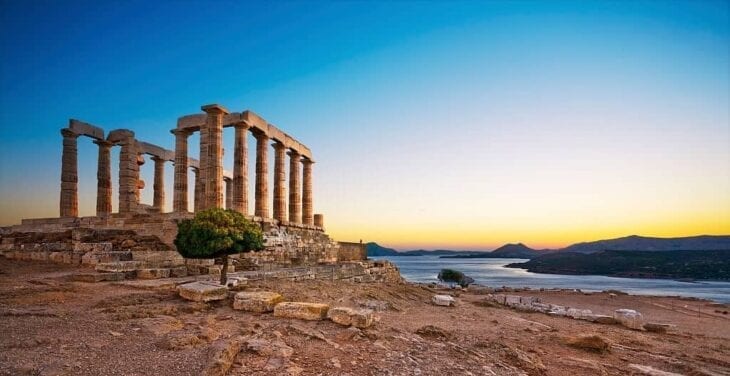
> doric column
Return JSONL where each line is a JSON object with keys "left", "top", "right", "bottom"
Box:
{"left": 224, "top": 177, "right": 232, "bottom": 210}
{"left": 254, "top": 132, "right": 269, "bottom": 218}
{"left": 152, "top": 156, "right": 165, "bottom": 212}
{"left": 135, "top": 154, "right": 145, "bottom": 203}
{"left": 273, "top": 142, "right": 287, "bottom": 222}
{"left": 302, "top": 158, "right": 314, "bottom": 225}
{"left": 93, "top": 139, "right": 113, "bottom": 216}
{"left": 288, "top": 150, "right": 302, "bottom": 224}
{"left": 172, "top": 129, "right": 190, "bottom": 212}
{"left": 232, "top": 122, "right": 250, "bottom": 214}
{"left": 201, "top": 104, "right": 228, "bottom": 210}
{"left": 59, "top": 128, "right": 79, "bottom": 217}
{"left": 191, "top": 167, "right": 201, "bottom": 211}
{"left": 314, "top": 214, "right": 324, "bottom": 228}
{"left": 117, "top": 131, "right": 138, "bottom": 213}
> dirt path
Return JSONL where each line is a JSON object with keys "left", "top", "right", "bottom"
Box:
{"left": 1, "top": 259, "right": 728, "bottom": 375}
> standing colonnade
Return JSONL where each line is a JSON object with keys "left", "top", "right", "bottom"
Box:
{"left": 58, "top": 105, "right": 319, "bottom": 227}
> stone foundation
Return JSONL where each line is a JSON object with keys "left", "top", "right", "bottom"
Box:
{"left": 0, "top": 212, "right": 370, "bottom": 279}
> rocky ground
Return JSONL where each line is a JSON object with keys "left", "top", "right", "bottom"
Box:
{"left": 1, "top": 259, "right": 729, "bottom": 376}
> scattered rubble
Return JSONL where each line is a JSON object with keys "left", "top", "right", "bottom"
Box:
{"left": 177, "top": 282, "right": 228, "bottom": 302}
{"left": 273, "top": 302, "right": 329, "bottom": 320}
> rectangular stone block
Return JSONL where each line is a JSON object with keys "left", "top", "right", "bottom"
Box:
{"left": 233, "top": 291, "right": 283, "bottom": 313}
{"left": 327, "top": 307, "right": 374, "bottom": 328}
{"left": 178, "top": 282, "right": 228, "bottom": 302}
{"left": 273, "top": 302, "right": 329, "bottom": 321}
{"left": 136, "top": 268, "right": 171, "bottom": 279}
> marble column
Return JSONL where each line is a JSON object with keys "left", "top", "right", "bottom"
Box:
{"left": 59, "top": 129, "right": 79, "bottom": 217}
{"left": 224, "top": 177, "right": 232, "bottom": 210}
{"left": 273, "top": 142, "right": 287, "bottom": 222}
{"left": 314, "top": 214, "right": 324, "bottom": 228}
{"left": 172, "top": 129, "right": 190, "bottom": 212}
{"left": 201, "top": 104, "right": 227, "bottom": 210}
{"left": 191, "top": 167, "right": 201, "bottom": 211}
{"left": 232, "top": 122, "right": 249, "bottom": 214}
{"left": 254, "top": 132, "right": 269, "bottom": 218}
{"left": 302, "top": 158, "right": 314, "bottom": 225}
{"left": 93, "top": 139, "right": 113, "bottom": 216}
{"left": 118, "top": 131, "right": 138, "bottom": 213}
{"left": 288, "top": 150, "right": 302, "bottom": 224}
{"left": 135, "top": 154, "right": 145, "bottom": 203}
{"left": 152, "top": 156, "right": 165, "bottom": 212}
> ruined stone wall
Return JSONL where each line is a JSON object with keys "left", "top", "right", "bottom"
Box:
{"left": 1, "top": 212, "right": 366, "bottom": 272}
{"left": 336, "top": 242, "right": 367, "bottom": 262}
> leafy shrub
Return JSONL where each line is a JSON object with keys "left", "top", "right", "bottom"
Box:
{"left": 175, "top": 208, "right": 264, "bottom": 284}
{"left": 437, "top": 268, "right": 475, "bottom": 287}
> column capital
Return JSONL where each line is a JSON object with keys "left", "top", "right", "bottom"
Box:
{"left": 272, "top": 141, "right": 287, "bottom": 151}
{"left": 302, "top": 158, "right": 314, "bottom": 166}
{"left": 233, "top": 121, "right": 251, "bottom": 130}
{"left": 287, "top": 149, "right": 301, "bottom": 158}
{"left": 60, "top": 128, "right": 79, "bottom": 139}
{"left": 93, "top": 139, "right": 113, "bottom": 148}
{"left": 253, "top": 130, "right": 269, "bottom": 141}
{"left": 201, "top": 104, "right": 229, "bottom": 115}
{"left": 223, "top": 176, "right": 232, "bottom": 182}
{"left": 170, "top": 128, "right": 191, "bottom": 136}
{"left": 150, "top": 155, "right": 166, "bottom": 162}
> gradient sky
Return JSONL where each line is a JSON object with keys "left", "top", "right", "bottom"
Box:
{"left": 1, "top": 0, "right": 728, "bottom": 250}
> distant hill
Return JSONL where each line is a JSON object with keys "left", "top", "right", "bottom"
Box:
{"left": 442, "top": 243, "right": 543, "bottom": 259}
{"left": 559, "top": 235, "right": 730, "bottom": 254}
{"left": 506, "top": 249, "right": 730, "bottom": 281}
{"left": 365, "top": 242, "right": 481, "bottom": 257}
{"left": 365, "top": 242, "right": 400, "bottom": 257}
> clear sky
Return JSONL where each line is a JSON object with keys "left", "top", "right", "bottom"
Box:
{"left": 0, "top": 0, "right": 728, "bottom": 250}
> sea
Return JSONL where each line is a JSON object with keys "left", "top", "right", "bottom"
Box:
{"left": 376, "top": 255, "right": 730, "bottom": 303}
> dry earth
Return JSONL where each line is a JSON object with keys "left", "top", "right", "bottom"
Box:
{"left": 1, "top": 259, "right": 728, "bottom": 376}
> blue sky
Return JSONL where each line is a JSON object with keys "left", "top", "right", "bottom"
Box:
{"left": 1, "top": 1, "right": 728, "bottom": 249}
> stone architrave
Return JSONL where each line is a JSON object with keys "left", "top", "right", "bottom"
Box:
{"left": 60, "top": 128, "right": 80, "bottom": 217}
{"left": 273, "top": 142, "right": 287, "bottom": 222}
{"left": 254, "top": 132, "right": 269, "bottom": 218}
{"left": 201, "top": 104, "right": 227, "bottom": 210}
{"left": 302, "top": 158, "right": 314, "bottom": 225}
{"left": 172, "top": 129, "right": 190, "bottom": 212}
{"left": 93, "top": 139, "right": 113, "bottom": 215}
{"left": 151, "top": 156, "right": 165, "bottom": 212}
{"left": 232, "top": 122, "right": 249, "bottom": 214}
{"left": 288, "top": 150, "right": 301, "bottom": 224}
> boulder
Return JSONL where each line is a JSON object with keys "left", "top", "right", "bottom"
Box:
{"left": 614, "top": 309, "right": 644, "bottom": 330}
{"left": 178, "top": 282, "right": 228, "bottom": 302}
{"left": 587, "top": 314, "right": 619, "bottom": 325}
{"left": 274, "top": 302, "right": 329, "bottom": 321}
{"left": 432, "top": 295, "right": 456, "bottom": 307}
{"left": 327, "top": 307, "right": 374, "bottom": 328}
{"left": 233, "top": 291, "right": 283, "bottom": 313}
{"left": 643, "top": 322, "right": 674, "bottom": 333}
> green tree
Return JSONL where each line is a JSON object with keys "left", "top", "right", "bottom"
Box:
{"left": 175, "top": 208, "right": 265, "bottom": 285}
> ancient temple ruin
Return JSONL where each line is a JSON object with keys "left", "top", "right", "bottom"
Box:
{"left": 0, "top": 104, "right": 379, "bottom": 280}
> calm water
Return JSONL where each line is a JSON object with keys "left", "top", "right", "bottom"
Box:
{"left": 377, "top": 255, "right": 730, "bottom": 303}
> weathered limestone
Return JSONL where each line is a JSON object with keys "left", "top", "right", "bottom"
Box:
{"left": 113, "top": 130, "right": 139, "bottom": 213}
{"left": 192, "top": 167, "right": 201, "bottom": 211}
{"left": 614, "top": 309, "right": 644, "bottom": 330}
{"left": 432, "top": 295, "right": 456, "bottom": 307}
{"left": 172, "top": 129, "right": 190, "bottom": 212}
{"left": 93, "top": 139, "right": 113, "bottom": 216}
{"left": 288, "top": 150, "right": 301, "bottom": 224}
{"left": 178, "top": 281, "right": 228, "bottom": 302}
{"left": 273, "top": 302, "right": 329, "bottom": 321}
{"left": 59, "top": 129, "right": 80, "bottom": 217}
{"left": 233, "top": 291, "right": 283, "bottom": 313}
{"left": 273, "top": 142, "right": 287, "bottom": 222}
{"left": 152, "top": 156, "right": 165, "bottom": 212}
{"left": 232, "top": 122, "right": 249, "bottom": 214}
{"left": 224, "top": 177, "right": 232, "bottom": 210}
{"left": 254, "top": 132, "right": 269, "bottom": 218}
{"left": 327, "top": 307, "right": 374, "bottom": 328}
{"left": 201, "top": 104, "right": 227, "bottom": 210}
{"left": 302, "top": 159, "right": 314, "bottom": 225}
